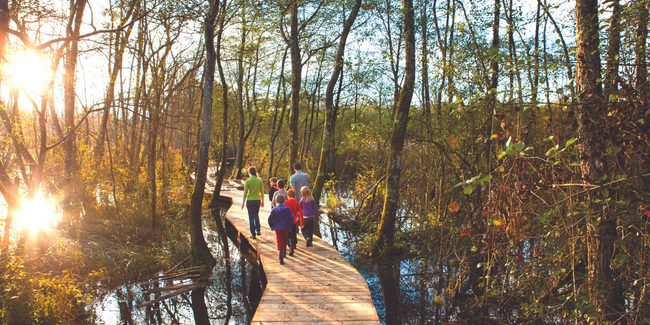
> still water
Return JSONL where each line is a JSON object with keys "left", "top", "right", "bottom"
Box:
{"left": 91, "top": 209, "right": 386, "bottom": 324}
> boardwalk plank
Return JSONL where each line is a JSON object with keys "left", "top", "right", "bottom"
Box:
{"left": 221, "top": 188, "right": 380, "bottom": 324}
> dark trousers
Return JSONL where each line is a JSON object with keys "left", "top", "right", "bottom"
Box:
{"left": 246, "top": 200, "right": 261, "bottom": 237}
{"left": 301, "top": 217, "right": 315, "bottom": 241}
{"left": 289, "top": 223, "right": 298, "bottom": 247}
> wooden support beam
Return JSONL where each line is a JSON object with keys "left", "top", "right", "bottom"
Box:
{"left": 136, "top": 282, "right": 209, "bottom": 308}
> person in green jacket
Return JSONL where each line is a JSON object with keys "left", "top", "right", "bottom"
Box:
{"left": 241, "top": 166, "right": 265, "bottom": 239}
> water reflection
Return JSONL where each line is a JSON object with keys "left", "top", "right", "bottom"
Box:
{"left": 93, "top": 207, "right": 257, "bottom": 324}
{"left": 92, "top": 193, "right": 413, "bottom": 324}
{"left": 317, "top": 215, "right": 387, "bottom": 322}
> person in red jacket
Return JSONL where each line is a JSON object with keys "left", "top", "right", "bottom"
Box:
{"left": 284, "top": 189, "right": 303, "bottom": 256}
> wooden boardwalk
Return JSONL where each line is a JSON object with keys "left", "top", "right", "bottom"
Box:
{"left": 220, "top": 188, "right": 380, "bottom": 324}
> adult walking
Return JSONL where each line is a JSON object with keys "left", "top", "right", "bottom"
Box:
{"left": 241, "top": 166, "right": 264, "bottom": 239}
{"left": 290, "top": 162, "right": 309, "bottom": 201}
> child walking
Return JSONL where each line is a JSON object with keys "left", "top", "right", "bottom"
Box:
{"left": 267, "top": 195, "right": 294, "bottom": 264}
{"left": 300, "top": 186, "right": 320, "bottom": 247}
{"left": 268, "top": 177, "right": 279, "bottom": 204}
{"left": 284, "top": 189, "right": 303, "bottom": 256}
{"left": 272, "top": 179, "right": 288, "bottom": 207}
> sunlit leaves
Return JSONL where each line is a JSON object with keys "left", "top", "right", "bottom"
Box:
{"left": 542, "top": 137, "right": 579, "bottom": 167}
{"left": 614, "top": 253, "right": 628, "bottom": 264}
{"left": 455, "top": 175, "right": 492, "bottom": 195}
{"left": 448, "top": 201, "right": 460, "bottom": 213}
{"left": 497, "top": 137, "right": 529, "bottom": 159}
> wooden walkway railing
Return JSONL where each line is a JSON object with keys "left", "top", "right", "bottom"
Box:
{"left": 220, "top": 188, "right": 380, "bottom": 324}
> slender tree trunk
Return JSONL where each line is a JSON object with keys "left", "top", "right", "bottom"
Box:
{"left": 635, "top": 2, "right": 648, "bottom": 106}
{"left": 188, "top": 0, "right": 219, "bottom": 268}
{"left": 268, "top": 50, "right": 289, "bottom": 179}
{"left": 489, "top": 0, "right": 500, "bottom": 102}
{"left": 603, "top": 0, "right": 621, "bottom": 104}
{"left": 539, "top": 0, "right": 574, "bottom": 100}
{"left": 147, "top": 34, "right": 174, "bottom": 241}
{"left": 129, "top": 18, "right": 149, "bottom": 174}
{"left": 532, "top": 1, "right": 540, "bottom": 106}
{"left": 434, "top": 0, "right": 457, "bottom": 115}
{"left": 486, "top": 0, "right": 500, "bottom": 178}
{"left": 27, "top": 95, "right": 49, "bottom": 205}
{"left": 62, "top": 0, "right": 87, "bottom": 223}
{"left": 505, "top": 0, "right": 514, "bottom": 102}
{"left": 420, "top": 0, "right": 430, "bottom": 115}
{"left": 289, "top": 3, "right": 302, "bottom": 178}
{"left": 0, "top": 160, "right": 19, "bottom": 251}
{"left": 94, "top": 1, "right": 138, "bottom": 160}
{"left": 376, "top": 5, "right": 415, "bottom": 308}
{"left": 0, "top": 0, "right": 7, "bottom": 58}
{"left": 148, "top": 105, "right": 159, "bottom": 237}
{"left": 232, "top": 5, "right": 248, "bottom": 180}
{"left": 210, "top": 0, "right": 231, "bottom": 205}
{"left": 313, "top": 0, "right": 362, "bottom": 204}
{"left": 305, "top": 58, "right": 322, "bottom": 158}
{"left": 446, "top": 2, "right": 455, "bottom": 103}
{"left": 383, "top": 0, "right": 402, "bottom": 111}
{"left": 507, "top": 0, "right": 524, "bottom": 138}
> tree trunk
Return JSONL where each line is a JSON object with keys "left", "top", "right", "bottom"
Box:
{"left": 232, "top": 5, "right": 248, "bottom": 180}
{"left": 210, "top": 0, "right": 231, "bottom": 205}
{"left": 377, "top": 0, "right": 415, "bottom": 258}
{"left": 313, "top": 0, "right": 362, "bottom": 204}
{"left": 62, "top": 0, "right": 87, "bottom": 223}
{"left": 0, "top": 0, "right": 7, "bottom": 58}
{"left": 288, "top": 3, "right": 302, "bottom": 178}
{"left": 576, "top": 0, "right": 623, "bottom": 321}
{"left": 188, "top": 0, "right": 218, "bottom": 268}
{"left": 540, "top": 0, "right": 574, "bottom": 100}
{"left": 603, "top": 0, "right": 621, "bottom": 103}
{"left": 532, "top": 1, "right": 540, "bottom": 106}
{"left": 420, "top": 0, "right": 430, "bottom": 115}
{"left": 432, "top": 0, "right": 455, "bottom": 116}
{"left": 377, "top": 261, "right": 401, "bottom": 325}
{"left": 635, "top": 2, "right": 648, "bottom": 106}
{"left": 129, "top": 18, "right": 149, "bottom": 175}
{"left": 94, "top": 1, "right": 138, "bottom": 160}
{"left": 576, "top": 0, "right": 605, "bottom": 182}
{"left": 267, "top": 49, "right": 289, "bottom": 179}
{"left": 383, "top": 0, "right": 401, "bottom": 112}
{"left": 191, "top": 288, "right": 210, "bottom": 325}
{"left": 147, "top": 105, "right": 159, "bottom": 238}
{"left": 487, "top": 0, "right": 500, "bottom": 175}
{"left": 0, "top": 160, "right": 20, "bottom": 251}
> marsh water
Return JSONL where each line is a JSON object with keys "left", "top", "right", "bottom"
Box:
{"left": 91, "top": 203, "right": 393, "bottom": 324}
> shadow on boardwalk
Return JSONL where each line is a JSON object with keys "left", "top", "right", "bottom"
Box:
{"left": 220, "top": 187, "right": 380, "bottom": 324}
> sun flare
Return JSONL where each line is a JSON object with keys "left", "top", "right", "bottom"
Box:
{"left": 14, "top": 197, "right": 59, "bottom": 232}
{"left": 5, "top": 50, "right": 49, "bottom": 95}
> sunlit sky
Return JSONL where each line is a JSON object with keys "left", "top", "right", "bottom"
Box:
{"left": 2, "top": 0, "right": 584, "bottom": 114}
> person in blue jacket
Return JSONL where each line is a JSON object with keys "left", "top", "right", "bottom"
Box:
{"left": 267, "top": 195, "right": 294, "bottom": 264}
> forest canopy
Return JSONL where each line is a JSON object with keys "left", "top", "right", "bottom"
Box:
{"left": 0, "top": 0, "right": 649, "bottom": 323}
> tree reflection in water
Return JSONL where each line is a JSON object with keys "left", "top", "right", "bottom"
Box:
{"left": 93, "top": 199, "right": 262, "bottom": 324}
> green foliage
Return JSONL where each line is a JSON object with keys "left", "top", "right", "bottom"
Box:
{"left": 0, "top": 251, "right": 91, "bottom": 324}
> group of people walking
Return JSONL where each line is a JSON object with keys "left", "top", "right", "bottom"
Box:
{"left": 240, "top": 162, "right": 321, "bottom": 265}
